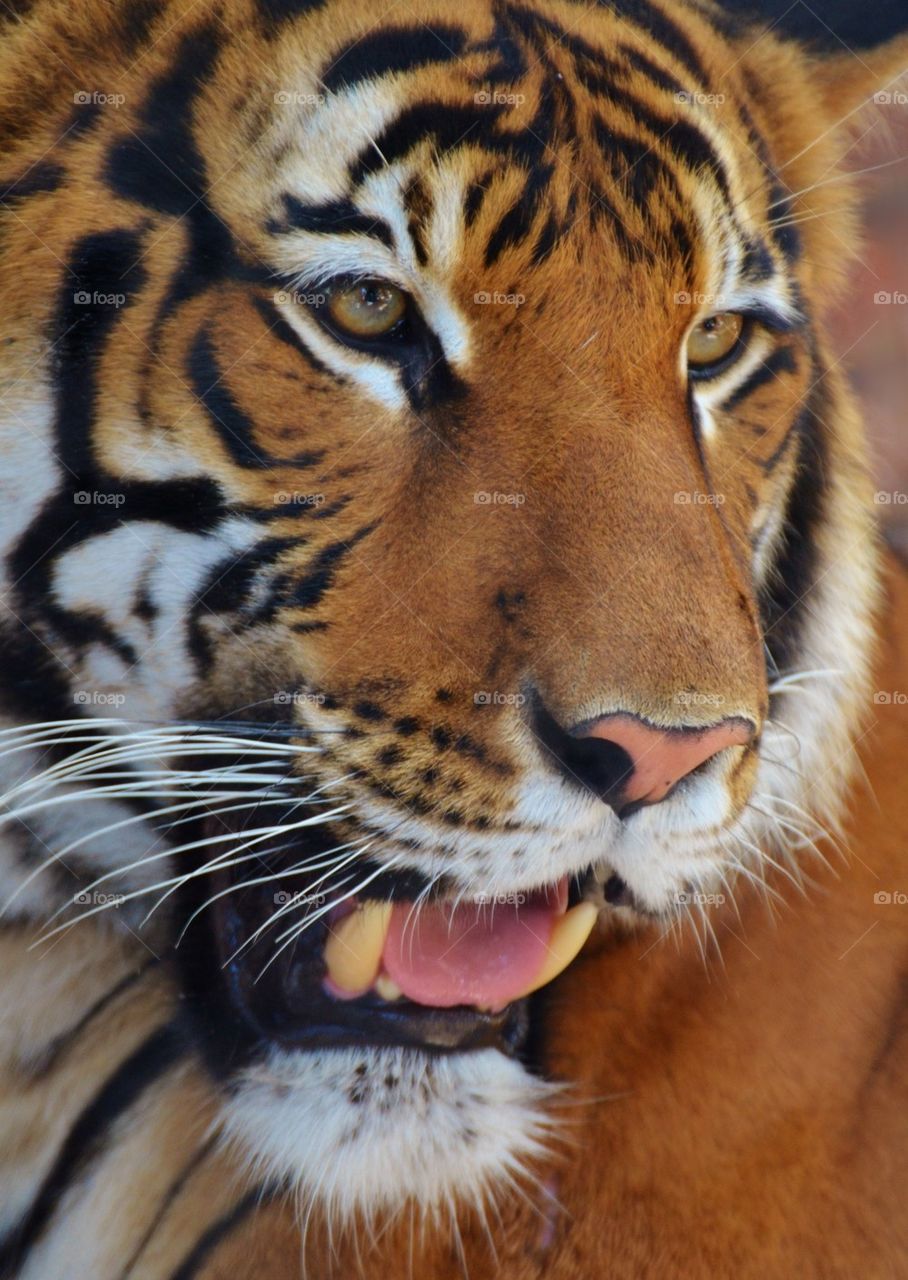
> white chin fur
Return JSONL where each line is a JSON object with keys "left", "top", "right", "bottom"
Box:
{"left": 219, "top": 1045, "right": 559, "bottom": 1219}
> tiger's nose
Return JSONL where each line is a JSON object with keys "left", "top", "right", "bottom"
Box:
{"left": 578, "top": 713, "right": 756, "bottom": 806}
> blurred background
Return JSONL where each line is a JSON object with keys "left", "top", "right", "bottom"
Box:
{"left": 829, "top": 104, "right": 908, "bottom": 558}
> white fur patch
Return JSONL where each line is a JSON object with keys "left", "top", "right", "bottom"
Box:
{"left": 220, "top": 1045, "right": 559, "bottom": 1221}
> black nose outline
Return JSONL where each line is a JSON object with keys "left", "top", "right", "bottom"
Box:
{"left": 530, "top": 693, "right": 637, "bottom": 812}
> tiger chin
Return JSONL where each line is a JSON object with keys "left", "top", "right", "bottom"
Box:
{"left": 1, "top": 0, "right": 908, "bottom": 1273}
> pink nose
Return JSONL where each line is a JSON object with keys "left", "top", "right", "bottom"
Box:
{"left": 580, "top": 714, "right": 755, "bottom": 806}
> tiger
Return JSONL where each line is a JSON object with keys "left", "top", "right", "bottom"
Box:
{"left": 1, "top": 0, "right": 907, "bottom": 1274}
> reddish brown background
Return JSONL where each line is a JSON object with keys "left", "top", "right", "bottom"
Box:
{"left": 830, "top": 106, "right": 908, "bottom": 557}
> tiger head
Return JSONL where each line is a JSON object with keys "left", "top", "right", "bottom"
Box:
{"left": 1, "top": 0, "right": 906, "bottom": 1226}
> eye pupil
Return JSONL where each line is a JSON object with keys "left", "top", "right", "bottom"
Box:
{"left": 324, "top": 279, "right": 407, "bottom": 340}
{"left": 686, "top": 311, "right": 744, "bottom": 373}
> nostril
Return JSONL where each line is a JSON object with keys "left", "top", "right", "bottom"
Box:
{"left": 579, "top": 712, "right": 755, "bottom": 807}
{"left": 531, "top": 697, "right": 637, "bottom": 808}
{"left": 531, "top": 692, "right": 755, "bottom": 813}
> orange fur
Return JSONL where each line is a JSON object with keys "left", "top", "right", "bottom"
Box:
{"left": 1, "top": 1, "right": 907, "bottom": 1275}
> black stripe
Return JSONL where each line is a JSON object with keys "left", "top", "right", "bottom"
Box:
{"left": 464, "top": 173, "right": 493, "bottom": 227}
{"left": 104, "top": 23, "right": 222, "bottom": 218}
{"left": 0, "top": 1023, "right": 187, "bottom": 1278}
{"left": 256, "top": 0, "right": 324, "bottom": 28}
{"left": 585, "top": 76, "right": 731, "bottom": 203}
{"left": 322, "top": 24, "right": 467, "bottom": 94}
{"left": 267, "top": 193, "right": 394, "bottom": 249}
{"left": 284, "top": 523, "right": 378, "bottom": 610}
{"left": 758, "top": 374, "right": 828, "bottom": 675}
{"left": 475, "top": 11, "right": 530, "bottom": 83}
{"left": 0, "top": 0, "right": 36, "bottom": 22}
{"left": 187, "top": 325, "right": 293, "bottom": 469}
{"left": 618, "top": 42, "right": 685, "bottom": 95}
{"left": 756, "top": 420, "right": 798, "bottom": 475}
{"left": 404, "top": 175, "right": 432, "bottom": 266}
{"left": 667, "top": 214, "right": 694, "bottom": 268}
{"left": 530, "top": 211, "right": 563, "bottom": 265}
{"left": 116, "top": 0, "right": 166, "bottom": 50}
{"left": 28, "top": 961, "right": 159, "bottom": 1078}
{"left": 349, "top": 102, "right": 490, "bottom": 187}
{"left": 529, "top": 19, "right": 728, "bottom": 206}
{"left": 721, "top": 346, "right": 797, "bottom": 413}
{"left": 250, "top": 294, "right": 338, "bottom": 381}
{"left": 766, "top": 180, "right": 801, "bottom": 263}
{"left": 0, "top": 161, "right": 64, "bottom": 201}
{"left": 588, "top": 182, "right": 652, "bottom": 262}
{"left": 118, "top": 1138, "right": 218, "bottom": 1280}
{"left": 188, "top": 325, "right": 330, "bottom": 471}
{"left": 185, "top": 536, "right": 304, "bottom": 670}
{"left": 168, "top": 1186, "right": 268, "bottom": 1280}
{"left": 5, "top": 228, "right": 149, "bottom": 670}
{"left": 594, "top": 117, "right": 682, "bottom": 215}
{"left": 596, "top": 0, "right": 710, "bottom": 83}
{"left": 484, "top": 164, "right": 553, "bottom": 266}
{"left": 741, "top": 237, "right": 775, "bottom": 283}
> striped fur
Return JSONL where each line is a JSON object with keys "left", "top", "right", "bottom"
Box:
{"left": 1, "top": 0, "right": 908, "bottom": 1275}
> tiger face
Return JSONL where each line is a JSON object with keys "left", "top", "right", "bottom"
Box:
{"left": 0, "top": 0, "right": 904, "bottom": 1224}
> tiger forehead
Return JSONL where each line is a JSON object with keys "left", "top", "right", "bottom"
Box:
{"left": 237, "top": 0, "right": 773, "bottom": 280}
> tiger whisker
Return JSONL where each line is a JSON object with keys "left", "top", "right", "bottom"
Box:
{"left": 0, "top": 792, "right": 304, "bottom": 918}
{"left": 181, "top": 840, "right": 370, "bottom": 946}
{"left": 254, "top": 850, "right": 399, "bottom": 984}
{"left": 140, "top": 805, "right": 356, "bottom": 926}
{"left": 34, "top": 803, "right": 352, "bottom": 939}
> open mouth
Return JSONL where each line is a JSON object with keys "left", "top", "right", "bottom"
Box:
{"left": 183, "top": 808, "right": 603, "bottom": 1062}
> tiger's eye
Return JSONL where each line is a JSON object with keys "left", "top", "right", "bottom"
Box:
{"left": 686, "top": 312, "right": 744, "bottom": 370}
{"left": 325, "top": 281, "right": 407, "bottom": 339}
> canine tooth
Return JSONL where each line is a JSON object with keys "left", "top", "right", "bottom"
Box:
{"left": 374, "top": 973, "right": 402, "bottom": 1002}
{"left": 324, "top": 901, "right": 392, "bottom": 995}
{"left": 517, "top": 901, "right": 599, "bottom": 998}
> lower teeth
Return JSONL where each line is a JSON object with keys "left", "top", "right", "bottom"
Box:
{"left": 374, "top": 973, "right": 402, "bottom": 1001}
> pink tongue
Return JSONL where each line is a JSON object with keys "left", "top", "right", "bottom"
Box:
{"left": 382, "top": 881, "right": 567, "bottom": 1010}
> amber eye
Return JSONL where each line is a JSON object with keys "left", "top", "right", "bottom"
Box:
{"left": 686, "top": 312, "right": 745, "bottom": 372}
{"left": 324, "top": 280, "right": 408, "bottom": 340}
